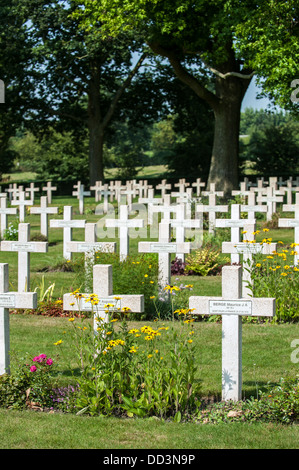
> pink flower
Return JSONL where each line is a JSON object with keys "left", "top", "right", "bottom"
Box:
{"left": 30, "top": 365, "right": 37, "bottom": 372}
{"left": 33, "top": 354, "right": 47, "bottom": 362}
{"left": 46, "top": 358, "right": 53, "bottom": 366}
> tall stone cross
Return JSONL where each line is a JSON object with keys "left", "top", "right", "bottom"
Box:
{"left": 138, "top": 220, "right": 191, "bottom": 288}
{"left": 192, "top": 178, "right": 205, "bottom": 197}
{"left": 170, "top": 204, "right": 202, "bottom": 262}
{"left": 0, "top": 263, "right": 37, "bottom": 375}
{"left": 215, "top": 204, "right": 255, "bottom": 264}
{"left": 63, "top": 264, "right": 144, "bottom": 334}
{"left": 11, "top": 191, "right": 33, "bottom": 222}
{"left": 0, "top": 197, "right": 17, "bottom": 238}
{"left": 189, "top": 265, "right": 275, "bottom": 401}
{"left": 72, "top": 184, "right": 91, "bottom": 215}
{"left": 196, "top": 184, "right": 228, "bottom": 234}
{"left": 42, "top": 181, "right": 57, "bottom": 204}
{"left": 90, "top": 181, "right": 105, "bottom": 202}
{"left": 0, "top": 223, "right": 48, "bottom": 292}
{"left": 174, "top": 178, "right": 190, "bottom": 193}
{"left": 30, "top": 196, "right": 59, "bottom": 238}
{"left": 49, "top": 206, "right": 85, "bottom": 260}
{"left": 240, "top": 191, "right": 267, "bottom": 221}
{"left": 138, "top": 188, "right": 163, "bottom": 225}
{"left": 278, "top": 192, "right": 299, "bottom": 265}
{"left": 105, "top": 205, "right": 144, "bottom": 261}
{"left": 222, "top": 224, "right": 277, "bottom": 298}
{"left": 257, "top": 186, "right": 284, "bottom": 221}
{"left": 66, "top": 223, "right": 116, "bottom": 264}
{"left": 156, "top": 179, "right": 172, "bottom": 198}
{"left": 25, "top": 182, "right": 39, "bottom": 202}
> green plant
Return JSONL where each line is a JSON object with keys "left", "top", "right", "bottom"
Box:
{"left": 185, "top": 247, "right": 226, "bottom": 276}
{"left": 245, "top": 232, "right": 299, "bottom": 322}
{"left": 2, "top": 221, "right": 18, "bottom": 241}
{"left": 34, "top": 275, "right": 56, "bottom": 303}
{"left": 58, "top": 295, "right": 201, "bottom": 419}
{"left": 73, "top": 251, "right": 159, "bottom": 319}
{"left": 0, "top": 353, "right": 57, "bottom": 410}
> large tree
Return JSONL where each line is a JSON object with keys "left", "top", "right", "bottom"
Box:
{"left": 14, "top": 0, "right": 158, "bottom": 184}
{"left": 235, "top": 0, "right": 299, "bottom": 115}
{"left": 74, "top": 0, "right": 258, "bottom": 193}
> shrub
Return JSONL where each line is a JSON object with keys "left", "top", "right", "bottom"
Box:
{"left": 2, "top": 221, "right": 18, "bottom": 241}
{"left": 56, "top": 301, "right": 201, "bottom": 419}
{"left": 0, "top": 353, "right": 57, "bottom": 410}
{"left": 185, "top": 247, "right": 225, "bottom": 276}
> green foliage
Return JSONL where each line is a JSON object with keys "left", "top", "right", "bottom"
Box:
{"left": 74, "top": 251, "right": 159, "bottom": 319}
{"left": 242, "top": 122, "right": 299, "bottom": 176}
{"left": 2, "top": 221, "right": 18, "bottom": 241}
{"left": 185, "top": 247, "right": 225, "bottom": 276}
{"left": 197, "top": 375, "right": 299, "bottom": 425}
{"left": 245, "top": 235, "right": 299, "bottom": 323}
{"left": 59, "top": 309, "right": 201, "bottom": 419}
{"left": 0, "top": 353, "right": 57, "bottom": 410}
{"left": 10, "top": 130, "right": 89, "bottom": 182}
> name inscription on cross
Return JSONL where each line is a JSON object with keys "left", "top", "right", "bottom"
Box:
{"left": 189, "top": 265, "right": 275, "bottom": 401}
{"left": 0, "top": 263, "right": 37, "bottom": 374}
{"left": 50, "top": 206, "right": 85, "bottom": 260}
{"left": 63, "top": 264, "right": 144, "bottom": 334}
{"left": 138, "top": 220, "right": 191, "bottom": 288}
{"left": 66, "top": 223, "right": 116, "bottom": 263}
{"left": 0, "top": 223, "right": 48, "bottom": 292}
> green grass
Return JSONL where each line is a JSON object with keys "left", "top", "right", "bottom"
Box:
{"left": 1, "top": 195, "right": 299, "bottom": 449}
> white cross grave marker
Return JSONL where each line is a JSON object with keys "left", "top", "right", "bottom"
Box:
{"left": 0, "top": 197, "right": 17, "bottom": 238}
{"left": 156, "top": 179, "right": 172, "bottom": 198}
{"left": 240, "top": 191, "right": 267, "bottom": 221}
{"left": 0, "top": 223, "right": 48, "bottom": 292}
{"left": 257, "top": 186, "right": 284, "bottom": 221}
{"left": 215, "top": 204, "right": 255, "bottom": 264}
{"left": 189, "top": 265, "right": 275, "bottom": 401}
{"left": 63, "top": 264, "right": 144, "bottom": 334}
{"left": 30, "top": 196, "right": 59, "bottom": 238}
{"left": 0, "top": 263, "right": 37, "bottom": 374}
{"left": 138, "top": 220, "right": 191, "bottom": 288}
{"left": 278, "top": 192, "right": 299, "bottom": 265}
{"left": 196, "top": 186, "right": 228, "bottom": 234}
{"left": 192, "top": 178, "right": 205, "bottom": 197}
{"left": 25, "top": 182, "right": 39, "bottom": 202}
{"left": 105, "top": 205, "right": 144, "bottom": 261}
{"left": 72, "top": 184, "right": 91, "bottom": 215}
{"left": 170, "top": 204, "right": 202, "bottom": 262}
{"left": 222, "top": 224, "right": 277, "bottom": 298}
{"left": 66, "top": 222, "right": 116, "bottom": 263}
{"left": 42, "top": 181, "right": 57, "bottom": 204}
{"left": 11, "top": 191, "right": 33, "bottom": 222}
{"left": 49, "top": 206, "right": 85, "bottom": 260}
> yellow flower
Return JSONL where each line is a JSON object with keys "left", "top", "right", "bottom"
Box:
{"left": 188, "top": 339, "right": 193, "bottom": 344}
{"left": 284, "top": 265, "right": 290, "bottom": 270}
{"left": 256, "top": 263, "right": 261, "bottom": 268}
{"left": 144, "top": 274, "right": 148, "bottom": 278}
{"left": 129, "top": 346, "right": 138, "bottom": 353}
{"left": 263, "top": 228, "right": 269, "bottom": 232}
{"left": 164, "top": 285, "right": 180, "bottom": 293}
{"left": 68, "top": 317, "right": 75, "bottom": 322}
{"left": 150, "top": 295, "right": 155, "bottom": 300}
{"left": 281, "top": 272, "right": 287, "bottom": 276}
{"left": 148, "top": 354, "right": 153, "bottom": 358}
{"left": 267, "top": 256, "right": 273, "bottom": 259}
{"left": 54, "top": 340, "right": 63, "bottom": 345}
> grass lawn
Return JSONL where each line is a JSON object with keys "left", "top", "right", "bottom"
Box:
{"left": 0, "top": 193, "right": 298, "bottom": 449}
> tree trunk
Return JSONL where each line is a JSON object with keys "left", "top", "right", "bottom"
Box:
{"left": 87, "top": 65, "right": 104, "bottom": 184}
{"left": 208, "top": 76, "right": 244, "bottom": 196}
